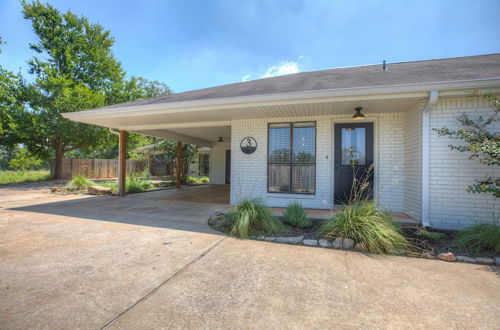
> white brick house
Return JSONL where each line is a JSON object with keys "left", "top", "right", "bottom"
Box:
{"left": 63, "top": 54, "right": 500, "bottom": 230}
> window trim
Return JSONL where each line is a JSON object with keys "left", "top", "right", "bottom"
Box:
{"left": 267, "top": 121, "right": 317, "bottom": 195}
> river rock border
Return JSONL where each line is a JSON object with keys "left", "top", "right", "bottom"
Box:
{"left": 208, "top": 214, "right": 499, "bottom": 266}
{"left": 255, "top": 235, "right": 500, "bottom": 265}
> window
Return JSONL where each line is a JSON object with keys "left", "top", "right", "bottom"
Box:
{"left": 268, "top": 122, "right": 316, "bottom": 194}
{"left": 198, "top": 154, "right": 209, "bottom": 176}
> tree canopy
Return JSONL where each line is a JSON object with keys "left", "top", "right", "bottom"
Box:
{"left": 1, "top": 1, "right": 171, "bottom": 178}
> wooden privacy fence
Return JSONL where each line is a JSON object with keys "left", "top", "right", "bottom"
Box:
{"left": 51, "top": 159, "right": 173, "bottom": 179}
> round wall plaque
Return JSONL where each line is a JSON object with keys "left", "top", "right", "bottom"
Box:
{"left": 240, "top": 137, "right": 257, "bottom": 154}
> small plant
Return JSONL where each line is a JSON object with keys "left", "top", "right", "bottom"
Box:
{"left": 141, "top": 169, "right": 152, "bottom": 179}
{"left": 199, "top": 176, "right": 209, "bottom": 183}
{"left": 67, "top": 174, "right": 95, "bottom": 190}
{"left": 452, "top": 219, "right": 500, "bottom": 255}
{"left": 283, "top": 201, "right": 311, "bottom": 228}
{"left": 126, "top": 176, "right": 153, "bottom": 193}
{"left": 223, "top": 198, "right": 285, "bottom": 239}
{"left": 319, "top": 201, "right": 409, "bottom": 254}
{"left": 186, "top": 176, "right": 198, "bottom": 183}
{"left": 415, "top": 228, "right": 446, "bottom": 240}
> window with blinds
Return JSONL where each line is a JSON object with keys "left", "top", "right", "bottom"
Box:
{"left": 268, "top": 122, "right": 316, "bottom": 194}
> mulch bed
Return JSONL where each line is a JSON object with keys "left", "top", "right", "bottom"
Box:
{"left": 209, "top": 215, "right": 498, "bottom": 259}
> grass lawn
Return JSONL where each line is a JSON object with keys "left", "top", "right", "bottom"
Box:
{"left": 0, "top": 170, "right": 51, "bottom": 185}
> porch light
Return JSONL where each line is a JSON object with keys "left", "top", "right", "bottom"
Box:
{"left": 218, "top": 137, "right": 224, "bottom": 142}
{"left": 352, "top": 107, "right": 365, "bottom": 120}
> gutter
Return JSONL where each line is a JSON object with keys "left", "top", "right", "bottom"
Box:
{"left": 421, "top": 91, "right": 439, "bottom": 227}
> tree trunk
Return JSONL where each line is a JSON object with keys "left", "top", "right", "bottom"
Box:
{"left": 52, "top": 137, "right": 64, "bottom": 180}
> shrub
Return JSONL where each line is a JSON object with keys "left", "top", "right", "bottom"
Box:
{"left": 452, "top": 220, "right": 500, "bottom": 254}
{"left": 126, "top": 176, "right": 153, "bottom": 193}
{"left": 224, "top": 199, "right": 285, "bottom": 239}
{"left": 283, "top": 201, "right": 311, "bottom": 228}
{"left": 318, "top": 201, "right": 409, "bottom": 254}
{"left": 186, "top": 176, "right": 197, "bottom": 183}
{"left": 67, "top": 174, "right": 95, "bottom": 190}
{"left": 199, "top": 176, "right": 209, "bottom": 183}
{"left": 141, "top": 169, "right": 152, "bottom": 179}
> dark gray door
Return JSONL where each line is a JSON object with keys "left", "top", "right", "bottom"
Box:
{"left": 334, "top": 123, "right": 374, "bottom": 204}
{"left": 225, "top": 150, "right": 231, "bottom": 184}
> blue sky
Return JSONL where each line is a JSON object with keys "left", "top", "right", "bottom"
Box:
{"left": 1, "top": 0, "right": 499, "bottom": 92}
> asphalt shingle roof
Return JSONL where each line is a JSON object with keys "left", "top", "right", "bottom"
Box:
{"left": 100, "top": 53, "right": 500, "bottom": 110}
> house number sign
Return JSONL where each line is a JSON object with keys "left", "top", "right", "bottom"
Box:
{"left": 240, "top": 137, "right": 257, "bottom": 154}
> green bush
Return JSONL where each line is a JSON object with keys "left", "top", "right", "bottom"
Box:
{"left": 67, "top": 174, "right": 95, "bottom": 190}
{"left": 283, "top": 201, "right": 311, "bottom": 228}
{"left": 186, "top": 176, "right": 197, "bottom": 183}
{"left": 224, "top": 199, "right": 285, "bottom": 239}
{"left": 141, "top": 169, "right": 152, "bottom": 179}
{"left": 126, "top": 176, "right": 153, "bottom": 193}
{"left": 452, "top": 220, "right": 500, "bottom": 254}
{"left": 199, "top": 176, "right": 209, "bottom": 183}
{"left": 318, "top": 201, "right": 409, "bottom": 254}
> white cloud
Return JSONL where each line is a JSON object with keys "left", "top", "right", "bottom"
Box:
{"left": 241, "top": 74, "right": 251, "bottom": 82}
{"left": 260, "top": 61, "right": 300, "bottom": 78}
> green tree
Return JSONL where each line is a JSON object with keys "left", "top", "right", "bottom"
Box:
{"left": 19, "top": 1, "right": 170, "bottom": 179}
{"left": 434, "top": 91, "right": 499, "bottom": 197}
{"left": 9, "top": 147, "right": 43, "bottom": 170}
{"left": 0, "top": 38, "right": 26, "bottom": 150}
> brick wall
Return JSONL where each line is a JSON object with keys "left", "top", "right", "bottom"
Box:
{"left": 429, "top": 97, "right": 500, "bottom": 229}
{"left": 403, "top": 103, "right": 423, "bottom": 219}
{"left": 230, "top": 113, "right": 406, "bottom": 211}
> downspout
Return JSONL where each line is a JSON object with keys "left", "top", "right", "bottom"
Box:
{"left": 109, "top": 128, "right": 122, "bottom": 195}
{"left": 421, "top": 91, "right": 439, "bottom": 227}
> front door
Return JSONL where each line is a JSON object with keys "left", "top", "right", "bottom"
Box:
{"left": 334, "top": 123, "right": 374, "bottom": 204}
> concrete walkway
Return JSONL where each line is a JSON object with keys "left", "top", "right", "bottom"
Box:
{"left": 0, "top": 184, "right": 499, "bottom": 329}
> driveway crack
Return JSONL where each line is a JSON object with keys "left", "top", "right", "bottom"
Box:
{"left": 101, "top": 237, "right": 226, "bottom": 329}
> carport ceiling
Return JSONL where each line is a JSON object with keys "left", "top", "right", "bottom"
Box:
{"left": 69, "top": 97, "right": 425, "bottom": 131}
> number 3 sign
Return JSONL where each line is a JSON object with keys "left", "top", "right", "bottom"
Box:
{"left": 240, "top": 137, "right": 257, "bottom": 154}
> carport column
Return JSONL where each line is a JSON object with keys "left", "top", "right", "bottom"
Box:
{"left": 176, "top": 141, "right": 182, "bottom": 189}
{"left": 119, "top": 130, "right": 127, "bottom": 197}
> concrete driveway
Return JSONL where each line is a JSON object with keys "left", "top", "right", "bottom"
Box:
{"left": 0, "top": 184, "right": 499, "bottom": 329}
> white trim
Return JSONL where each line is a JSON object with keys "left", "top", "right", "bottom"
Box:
{"left": 421, "top": 91, "right": 439, "bottom": 227}
{"left": 62, "top": 78, "right": 500, "bottom": 120}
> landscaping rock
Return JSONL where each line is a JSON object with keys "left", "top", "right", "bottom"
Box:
{"left": 303, "top": 239, "right": 318, "bottom": 246}
{"left": 475, "top": 257, "right": 494, "bottom": 265}
{"left": 87, "top": 185, "right": 112, "bottom": 195}
{"left": 437, "top": 252, "right": 456, "bottom": 262}
{"left": 405, "top": 251, "right": 420, "bottom": 258}
{"left": 342, "top": 238, "right": 355, "bottom": 249}
{"left": 276, "top": 236, "right": 303, "bottom": 244}
{"left": 456, "top": 256, "right": 476, "bottom": 263}
{"left": 422, "top": 251, "right": 435, "bottom": 259}
{"left": 263, "top": 237, "right": 277, "bottom": 242}
{"left": 318, "top": 239, "right": 333, "bottom": 248}
{"left": 388, "top": 249, "right": 406, "bottom": 256}
{"left": 332, "top": 237, "right": 343, "bottom": 249}
{"left": 354, "top": 242, "right": 367, "bottom": 251}
{"left": 495, "top": 257, "right": 500, "bottom": 266}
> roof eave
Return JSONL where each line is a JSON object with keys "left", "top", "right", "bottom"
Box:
{"left": 62, "top": 78, "right": 500, "bottom": 120}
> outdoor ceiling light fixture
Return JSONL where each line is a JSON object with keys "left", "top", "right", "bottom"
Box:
{"left": 218, "top": 137, "right": 224, "bottom": 142}
{"left": 352, "top": 107, "right": 365, "bottom": 120}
